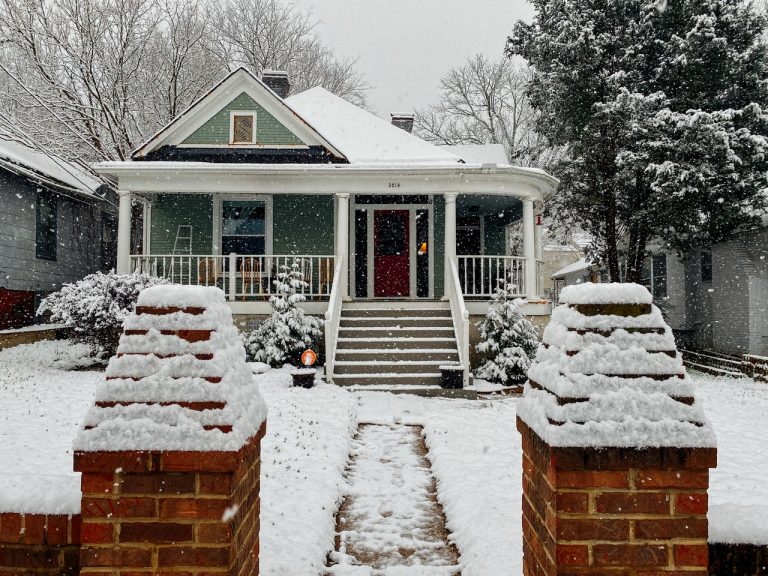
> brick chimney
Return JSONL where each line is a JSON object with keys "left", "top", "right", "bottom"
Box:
{"left": 391, "top": 114, "right": 414, "bottom": 133}
{"left": 262, "top": 70, "right": 290, "bottom": 98}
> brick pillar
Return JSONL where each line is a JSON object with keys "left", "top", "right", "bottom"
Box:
{"left": 73, "top": 286, "right": 267, "bottom": 576}
{"left": 519, "top": 421, "right": 715, "bottom": 575}
{"left": 518, "top": 284, "right": 717, "bottom": 576}
{"left": 75, "top": 425, "right": 265, "bottom": 576}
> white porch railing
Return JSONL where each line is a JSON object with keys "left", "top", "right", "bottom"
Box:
{"left": 457, "top": 255, "right": 527, "bottom": 298}
{"left": 130, "top": 254, "right": 335, "bottom": 301}
{"left": 324, "top": 255, "right": 345, "bottom": 384}
{"left": 446, "top": 257, "right": 470, "bottom": 386}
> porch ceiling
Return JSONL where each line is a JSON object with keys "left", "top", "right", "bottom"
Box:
{"left": 457, "top": 194, "right": 522, "bottom": 216}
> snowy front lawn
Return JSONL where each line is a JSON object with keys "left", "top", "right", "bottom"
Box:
{"left": 1, "top": 340, "right": 767, "bottom": 575}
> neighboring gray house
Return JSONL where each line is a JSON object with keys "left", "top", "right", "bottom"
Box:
{"left": 550, "top": 231, "right": 768, "bottom": 357}
{"left": 0, "top": 138, "right": 117, "bottom": 329}
{"left": 666, "top": 231, "right": 768, "bottom": 357}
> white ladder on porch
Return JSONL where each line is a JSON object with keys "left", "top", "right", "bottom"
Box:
{"left": 171, "top": 225, "right": 193, "bottom": 282}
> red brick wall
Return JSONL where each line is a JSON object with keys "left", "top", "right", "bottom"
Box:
{"left": 0, "top": 513, "right": 80, "bottom": 575}
{"left": 74, "top": 421, "right": 265, "bottom": 576}
{"left": 519, "top": 418, "right": 715, "bottom": 576}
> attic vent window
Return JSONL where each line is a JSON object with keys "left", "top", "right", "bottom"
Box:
{"left": 231, "top": 112, "right": 256, "bottom": 144}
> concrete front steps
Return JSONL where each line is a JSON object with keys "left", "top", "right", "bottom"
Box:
{"left": 332, "top": 302, "right": 461, "bottom": 389}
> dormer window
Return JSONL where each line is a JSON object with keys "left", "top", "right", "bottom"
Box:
{"left": 230, "top": 111, "right": 256, "bottom": 144}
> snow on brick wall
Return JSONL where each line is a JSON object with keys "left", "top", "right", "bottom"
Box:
{"left": 517, "top": 282, "right": 716, "bottom": 448}
{"left": 74, "top": 286, "right": 266, "bottom": 452}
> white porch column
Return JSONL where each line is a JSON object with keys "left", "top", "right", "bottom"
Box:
{"left": 523, "top": 198, "right": 537, "bottom": 298}
{"left": 335, "top": 192, "right": 350, "bottom": 299}
{"left": 116, "top": 190, "right": 132, "bottom": 274}
{"left": 444, "top": 192, "right": 457, "bottom": 296}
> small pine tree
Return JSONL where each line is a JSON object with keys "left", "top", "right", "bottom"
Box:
{"left": 475, "top": 278, "right": 539, "bottom": 385}
{"left": 244, "top": 260, "right": 323, "bottom": 367}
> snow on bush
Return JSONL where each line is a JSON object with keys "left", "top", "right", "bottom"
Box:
{"left": 475, "top": 278, "right": 539, "bottom": 385}
{"left": 38, "top": 271, "right": 169, "bottom": 357}
{"left": 244, "top": 261, "right": 323, "bottom": 367}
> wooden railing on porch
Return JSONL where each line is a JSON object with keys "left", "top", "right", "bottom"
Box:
{"left": 457, "top": 255, "right": 527, "bottom": 298}
{"left": 130, "top": 254, "right": 335, "bottom": 301}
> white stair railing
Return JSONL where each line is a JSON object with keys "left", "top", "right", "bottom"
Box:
{"left": 447, "top": 257, "right": 470, "bottom": 387}
{"left": 324, "top": 255, "right": 345, "bottom": 384}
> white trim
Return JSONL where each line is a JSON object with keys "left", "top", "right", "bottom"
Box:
{"left": 212, "top": 193, "right": 273, "bottom": 256}
{"left": 229, "top": 111, "right": 258, "bottom": 145}
{"left": 176, "top": 144, "right": 310, "bottom": 150}
{"left": 131, "top": 67, "right": 346, "bottom": 160}
{"left": 95, "top": 164, "right": 557, "bottom": 201}
{"left": 143, "top": 202, "right": 152, "bottom": 255}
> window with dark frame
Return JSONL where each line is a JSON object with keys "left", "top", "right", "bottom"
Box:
{"left": 701, "top": 250, "right": 712, "bottom": 282}
{"left": 232, "top": 114, "right": 254, "bottom": 144}
{"left": 36, "top": 191, "right": 57, "bottom": 261}
{"left": 639, "top": 254, "right": 668, "bottom": 299}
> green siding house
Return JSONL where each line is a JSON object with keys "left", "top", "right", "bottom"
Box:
{"left": 95, "top": 67, "right": 557, "bottom": 386}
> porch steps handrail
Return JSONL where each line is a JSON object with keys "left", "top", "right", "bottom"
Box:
{"left": 447, "top": 257, "right": 470, "bottom": 386}
{"left": 324, "top": 255, "right": 346, "bottom": 384}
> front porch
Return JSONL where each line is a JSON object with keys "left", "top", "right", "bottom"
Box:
{"left": 119, "top": 191, "right": 548, "bottom": 315}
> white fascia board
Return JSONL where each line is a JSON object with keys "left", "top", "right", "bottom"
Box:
{"left": 131, "top": 68, "right": 345, "bottom": 160}
{"left": 93, "top": 163, "right": 558, "bottom": 200}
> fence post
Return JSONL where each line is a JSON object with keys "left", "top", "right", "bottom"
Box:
{"left": 228, "top": 252, "right": 236, "bottom": 302}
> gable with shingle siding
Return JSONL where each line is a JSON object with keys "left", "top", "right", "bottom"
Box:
{"left": 183, "top": 92, "right": 303, "bottom": 146}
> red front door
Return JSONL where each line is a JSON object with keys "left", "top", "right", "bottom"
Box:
{"left": 374, "top": 210, "right": 410, "bottom": 297}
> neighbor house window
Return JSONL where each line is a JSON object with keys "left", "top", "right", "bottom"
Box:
{"left": 640, "top": 254, "right": 667, "bottom": 299}
{"left": 221, "top": 200, "right": 265, "bottom": 255}
{"left": 701, "top": 250, "right": 712, "bottom": 282}
{"left": 231, "top": 112, "right": 256, "bottom": 144}
{"left": 36, "top": 191, "right": 57, "bottom": 261}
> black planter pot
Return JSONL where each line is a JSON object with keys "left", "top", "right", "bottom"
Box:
{"left": 292, "top": 368, "right": 316, "bottom": 388}
{"left": 440, "top": 365, "right": 464, "bottom": 389}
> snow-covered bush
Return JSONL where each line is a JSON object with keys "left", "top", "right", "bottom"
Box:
{"left": 38, "top": 271, "right": 169, "bottom": 358}
{"left": 244, "top": 260, "right": 323, "bottom": 367}
{"left": 475, "top": 278, "right": 539, "bottom": 385}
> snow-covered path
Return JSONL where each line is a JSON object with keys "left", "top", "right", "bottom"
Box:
{"left": 328, "top": 424, "right": 459, "bottom": 575}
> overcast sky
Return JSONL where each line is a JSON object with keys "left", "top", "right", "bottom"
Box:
{"left": 293, "top": 0, "right": 535, "bottom": 119}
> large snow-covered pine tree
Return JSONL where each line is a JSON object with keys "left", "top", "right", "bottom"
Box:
{"left": 509, "top": 0, "right": 768, "bottom": 281}
{"left": 244, "top": 260, "right": 322, "bottom": 367}
{"left": 475, "top": 278, "right": 539, "bottom": 385}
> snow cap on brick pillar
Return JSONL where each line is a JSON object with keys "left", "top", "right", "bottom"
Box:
{"left": 517, "top": 282, "right": 716, "bottom": 576}
{"left": 73, "top": 286, "right": 266, "bottom": 576}
{"left": 518, "top": 282, "right": 715, "bottom": 447}
{"left": 76, "top": 285, "right": 266, "bottom": 450}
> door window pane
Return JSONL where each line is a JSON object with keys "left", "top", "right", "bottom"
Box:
{"left": 376, "top": 214, "right": 406, "bottom": 256}
{"left": 416, "top": 209, "right": 429, "bottom": 297}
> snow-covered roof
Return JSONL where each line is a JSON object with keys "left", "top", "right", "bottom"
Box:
{"left": 0, "top": 138, "right": 101, "bottom": 198}
{"left": 285, "top": 87, "right": 463, "bottom": 165}
{"left": 440, "top": 144, "right": 508, "bottom": 165}
{"left": 551, "top": 258, "right": 591, "bottom": 279}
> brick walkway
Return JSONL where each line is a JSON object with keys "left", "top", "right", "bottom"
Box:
{"left": 326, "top": 424, "right": 460, "bottom": 575}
